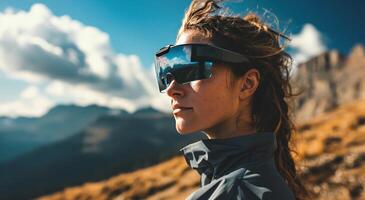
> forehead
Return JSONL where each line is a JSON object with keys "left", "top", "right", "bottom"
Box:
{"left": 176, "top": 31, "right": 232, "bottom": 75}
{"left": 176, "top": 30, "right": 233, "bottom": 65}
{"left": 176, "top": 30, "right": 212, "bottom": 45}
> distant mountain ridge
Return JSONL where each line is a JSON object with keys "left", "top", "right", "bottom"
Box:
{"left": 0, "top": 104, "right": 122, "bottom": 163}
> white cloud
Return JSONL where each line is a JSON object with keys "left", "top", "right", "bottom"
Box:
{"left": 45, "top": 80, "right": 66, "bottom": 96}
{"left": 0, "top": 3, "right": 170, "bottom": 116}
{"left": 0, "top": 86, "right": 54, "bottom": 117}
{"left": 20, "top": 85, "right": 40, "bottom": 99}
{"left": 290, "top": 23, "right": 327, "bottom": 67}
{"left": 45, "top": 81, "right": 138, "bottom": 112}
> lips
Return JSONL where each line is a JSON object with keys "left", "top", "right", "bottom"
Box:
{"left": 173, "top": 107, "right": 193, "bottom": 114}
{"left": 172, "top": 103, "right": 193, "bottom": 114}
{"left": 172, "top": 103, "right": 192, "bottom": 110}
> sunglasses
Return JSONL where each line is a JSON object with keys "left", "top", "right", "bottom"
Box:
{"left": 154, "top": 43, "right": 250, "bottom": 92}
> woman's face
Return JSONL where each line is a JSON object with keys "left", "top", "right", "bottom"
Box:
{"left": 166, "top": 30, "right": 243, "bottom": 137}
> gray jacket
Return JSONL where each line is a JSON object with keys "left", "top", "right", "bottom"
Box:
{"left": 179, "top": 132, "right": 295, "bottom": 200}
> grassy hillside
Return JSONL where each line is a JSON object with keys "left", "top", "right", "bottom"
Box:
{"left": 39, "top": 99, "right": 365, "bottom": 200}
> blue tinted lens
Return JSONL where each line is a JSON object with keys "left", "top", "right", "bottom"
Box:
{"left": 155, "top": 45, "right": 213, "bottom": 92}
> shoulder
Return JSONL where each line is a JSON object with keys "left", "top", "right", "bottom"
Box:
{"left": 186, "top": 166, "right": 295, "bottom": 200}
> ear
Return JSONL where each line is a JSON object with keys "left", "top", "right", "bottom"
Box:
{"left": 238, "top": 68, "right": 260, "bottom": 101}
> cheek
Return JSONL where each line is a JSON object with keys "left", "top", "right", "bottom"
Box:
{"left": 191, "top": 75, "right": 235, "bottom": 106}
{"left": 192, "top": 82, "right": 236, "bottom": 122}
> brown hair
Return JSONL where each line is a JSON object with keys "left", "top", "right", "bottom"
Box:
{"left": 177, "top": 0, "right": 308, "bottom": 199}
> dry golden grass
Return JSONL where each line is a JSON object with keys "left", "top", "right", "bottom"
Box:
{"left": 295, "top": 99, "right": 365, "bottom": 200}
{"left": 38, "top": 156, "right": 200, "bottom": 200}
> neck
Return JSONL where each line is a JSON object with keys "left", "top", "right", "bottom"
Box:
{"left": 204, "top": 99, "right": 255, "bottom": 139}
{"left": 203, "top": 117, "right": 256, "bottom": 139}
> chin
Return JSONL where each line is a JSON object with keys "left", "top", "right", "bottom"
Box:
{"left": 175, "top": 123, "right": 199, "bottom": 135}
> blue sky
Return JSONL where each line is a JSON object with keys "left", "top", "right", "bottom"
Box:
{"left": 0, "top": 0, "right": 364, "bottom": 117}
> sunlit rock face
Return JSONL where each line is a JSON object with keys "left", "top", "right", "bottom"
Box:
{"left": 293, "top": 44, "right": 365, "bottom": 121}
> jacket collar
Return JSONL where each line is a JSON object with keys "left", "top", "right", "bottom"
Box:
{"left": 179, "top": 132, "right": 277, "bottom": 179}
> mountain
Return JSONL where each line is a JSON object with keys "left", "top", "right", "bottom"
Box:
{"left": 0, "top": 104, "right": 121, "bottom": 163}
{"left": 133, "top": 106, "right": 161, "bottom": 115}
{"left": 295, "top": 100, "right": 365, "bottom": 200}
{"left": 0, "top": 109, "right": 205, "bottom": 200}
{"left": 38, "top": 98, "right": 365, "bottom": 200}
{"left": 293, "top": 44, "right": 365, "bottom": 121}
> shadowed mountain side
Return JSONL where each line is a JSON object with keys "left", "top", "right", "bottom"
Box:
{"left": 39, "top": 99, "right": 365, "bottom": 200}
{"left": 0, "top": 112, "right": 205, "bottom": 200}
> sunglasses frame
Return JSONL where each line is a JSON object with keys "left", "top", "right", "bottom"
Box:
{"left": 154, "top": 43, "right": 251, "bottom": 92}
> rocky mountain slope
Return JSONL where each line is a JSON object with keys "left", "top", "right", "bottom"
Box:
{"left": 293, "top": 44, "right": 365, "bottom": 121}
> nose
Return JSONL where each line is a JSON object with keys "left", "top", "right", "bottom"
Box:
{"left": 166, "top": 78, "right": 184, "bottom": 98}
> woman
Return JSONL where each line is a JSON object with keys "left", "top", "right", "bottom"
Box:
{"left": 154, "top": 0, "right": 307, "bottom": 199}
